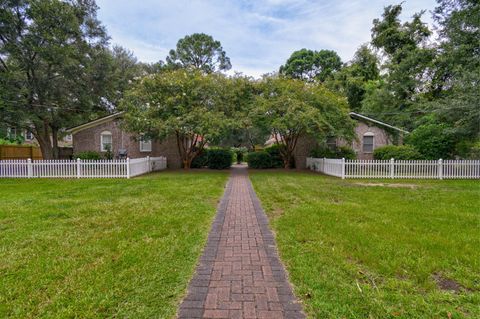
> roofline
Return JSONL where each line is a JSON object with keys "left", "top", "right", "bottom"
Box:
{"left": 349, "top": 112, "right": 409, "bottom": 134}
{"left": 66, "top": 112, "right": 124, "bottom": 134}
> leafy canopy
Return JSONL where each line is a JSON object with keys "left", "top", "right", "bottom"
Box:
{"left": 254, "top": 76, "right": 354, "bottom": 167}
{"left": 166, "top": 33, "right": 231, "bottom": 73}
{"left": 279, "top": 49, "right": 342, "bottom": 82}
{"left": 121, "top": 69, "right": 235, "bottom": 168}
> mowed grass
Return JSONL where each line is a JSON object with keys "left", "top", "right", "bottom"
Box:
{"left": 250, "top": 172, "right": 480, "bottom": 319}
{"left": 0, "top": 171, "right": 228, "bottom": 319}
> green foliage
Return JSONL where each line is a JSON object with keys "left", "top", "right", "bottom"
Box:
{"left": 265, "top": 145, "right": 286, "bottom": 168}
{"left": 406, "top": 124, "right": 456, "bottom": 159}
{"left": 74, "top": 151, "right": 102, "bottom": 160}
{"left": 103, "top": 144, "right": 113, "bottom": 160}
{"left": 373, "top": 145, "right": 423, "bottom": 160}
{"left": 253, "top": 76, "right": 354, "bottom": 168}
{"left": 0, "top": 136, "right": 26, "bottom": 145}
{"left": 0, "top": 0, "right": 111, "bottom": 158}
{"left": 326, "top": 45, "right": 380, "bottom": 111}
{"left": 121, "top": 69, "right": 234, "bottom": 168}
{"left": 247, "top": 152, "right": 272, "bottom": 169}
{"left": 166, "top": 33, "right": 231, "bottom": 73}
{"left": 231, "top": 147, "right": 248, "bottom": 164}
{"left": 310, "top": 146, "right": 356, "bottom": 160}
{"left": 363, "top": 4, "right": 435, "bottom": 130}
{"left": 191, "top": 151, "right": 209, "bottom": 168}
{"left": 206, "top": 149, "right": 232, "bottom": 170}
{"left": 190, "top": 148, "right": 233, "bottom": 169}
{"left": 279, "top": 49, "right": 342, "bottom": 82}
{"left": 466, "top": 141, "right": 480, "bottom": 160}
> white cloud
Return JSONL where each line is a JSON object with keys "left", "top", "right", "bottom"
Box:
{"left": 96, "top": 0, "right": 437, "bottom": 78}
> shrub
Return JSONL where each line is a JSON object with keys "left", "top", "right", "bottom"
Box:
{"left": 206, "top": 148, "right": 232, "bottom": 169}
{"left": 231, "top": 147, "right": 248, "bottom": 164}
{"left": 406, "top": 124, "right": 456, "bottom": 159}
{"left": 265, "top": 144, "right": 284, "bottom": 168}
{"left": 337, "top": 146, "right": 356, "bottom": 160}
{"left": 247, "top": 152, "right": 272, "bottom": 169}
{"left": 75, "top": 151, "right": 102, "bottom": 160}
{"left": 373, "top": 145, "right": 423, "bottom": 160}
{"left": 310, "top": 146, "right": 356, "bottom": 160}
{"left": 191, "top": 151, "right": 208, "bottom": 168}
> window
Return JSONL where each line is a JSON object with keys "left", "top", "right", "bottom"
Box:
{"left": 100, "top": 131, "right": 112, "bottom": 152}
{"left": 7, "top": 127, "right": 17, "bottom": 139}
{"left": 326, "top": 136, "right": 336, "bottom": 150}
{"left": 139, "top": 138, "right": 152, "bottom": 152}
{"left": 25, "top": 130, "right": 33, "bottom": 141}
{"left": 362, "top": 133, "right": 374, "bottom": 153}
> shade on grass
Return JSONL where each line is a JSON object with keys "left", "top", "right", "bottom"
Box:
{"left": 0, "top": 171, "right": 228, "bottom": 318}
{"left": 250, "top": 172, "right": 479, "bottom": 319}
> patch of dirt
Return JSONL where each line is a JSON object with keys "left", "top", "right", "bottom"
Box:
{"left": 433, "top": 273, "right": 467, "bottom": 293}
{"left": 270, "top": 207, "right": 284, "bottom": 219}
{"left": 354, "top": 182, "right": 419, "bottom": 189}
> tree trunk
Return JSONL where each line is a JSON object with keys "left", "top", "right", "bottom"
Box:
{"left": 51, "top": 127, "right": 59, "bottom": 159}
{"left": 34, "top": 125, "right": 54, "bottom": 159}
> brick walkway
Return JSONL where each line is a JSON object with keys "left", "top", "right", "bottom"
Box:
{"left": 178, "top": 166, "right": 305, "bottom": 319}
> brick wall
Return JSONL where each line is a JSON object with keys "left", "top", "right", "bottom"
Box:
{"left": 293, "top": 121, "right": 400, "bottom": 168}
{"left": 72, "top": 119, "right": 182, "bottom": 168}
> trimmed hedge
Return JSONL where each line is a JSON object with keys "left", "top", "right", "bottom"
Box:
{"left": 191, "top": 148, "right": 233, "bottom": 169}
{"left": 265, "top": 145, "right": 284, "bottom": 168}
{"left": 207, "top": 149, "right": 233, "bottom": 169}
{"left": 310, "top": 146, "right": 356, "bottom": 160}
{"left": 74, "top": 151, "right": 102, "bottom": 160}
{"left": 247, "top": 152, "right": 272, "bottom": 169}
{"left": 373, "top": 145, "right": 423, "bottom": 160}
{"left": 191, "top": 151, "right": 208, "bottom": 168}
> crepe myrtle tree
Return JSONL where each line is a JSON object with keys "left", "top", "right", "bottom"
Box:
{"left": 254, "top": 76, "right": 354, "bottom": 168}
{"left": 121, "top": 69, "right": 234, "bottom": 169}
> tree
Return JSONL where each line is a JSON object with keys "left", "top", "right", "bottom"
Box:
{"left": 254, "top": 76, "right": 354, "bottom": 168}
{"left": 166, "top": 33, "right": 231, "bottom": 73}
{"left": 362, "top": 4, "right": 435, "bottom": 129}
{"left": 0, "top": 0, "right": 110, "bottom": 158}
{"left": 326, "top": 45, "right": 380, "bottom": 110}
{"left": 279, "top": 49, "right": 342, "bottom": 82}
{"left": 121, "top": 69, "right": 234, "bottom": 169}
{"left": 427, "top": 0, "right": 480, "bottom": 140}
{"left": 217, "top": 75, "right": 270, "bottom": 150}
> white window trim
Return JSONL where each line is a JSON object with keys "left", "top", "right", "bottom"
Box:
{"left": 362, "top": 132, "right": 375, "bottom": 153}
{"left": 139, "top": 138, "right": 152, "bottom": 152}
{"left": 100, "top": 131, "right": 112, "bottom": 152}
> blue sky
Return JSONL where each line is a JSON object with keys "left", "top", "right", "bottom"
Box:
{"left": 96, "top": 0, "right": 437, "bottom": 77}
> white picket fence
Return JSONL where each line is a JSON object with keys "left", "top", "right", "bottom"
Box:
{"left": 306, "top": 157, "right": 480, "bottom": 179}
{"left": 0, "top": 156, "right": 167, "bottom": 179}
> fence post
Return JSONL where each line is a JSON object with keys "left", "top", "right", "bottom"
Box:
{"left": 390, "top": 158, "right": 395, "bottom": 179}
{"left": 126, "top": 157, "right": 130, "bottom": 179}
{"left": 27, "top": 158, "right": 32, "bottom": 178}
{"left": 147, "top": 156, "right": 151, "bottom": 172}
{"left": 341, "top": 158, "right": 345, "bottom": 179}
{"left": 438, "top": 158, "right": 443, "bottom": 180}
{"left": 76, "top": 158, "right": 81, "bottom": 178}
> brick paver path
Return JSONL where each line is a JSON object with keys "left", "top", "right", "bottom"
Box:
{"left": 178, "top": 166, "right": 305, "bottom": 319}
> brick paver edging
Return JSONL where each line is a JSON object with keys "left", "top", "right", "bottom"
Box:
{"left": 178, "top": 166, "right": 305, "bottom": 319}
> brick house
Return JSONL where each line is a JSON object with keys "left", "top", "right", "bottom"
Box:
{"left": 67, "top": 113, "right": 182, "bottom": 168}
{"left": 287, "top": 112, "right": 408, "bottom": 169}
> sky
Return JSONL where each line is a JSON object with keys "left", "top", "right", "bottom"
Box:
{"left": 95, "top": 0, "right": 437, "bottom": 78}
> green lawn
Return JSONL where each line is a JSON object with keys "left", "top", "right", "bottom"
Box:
{"left": 250, "top": 172, "right": 480, "bottom": 319}
{"left": 0, "top": 171, "right": 228, "bottom": 319}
